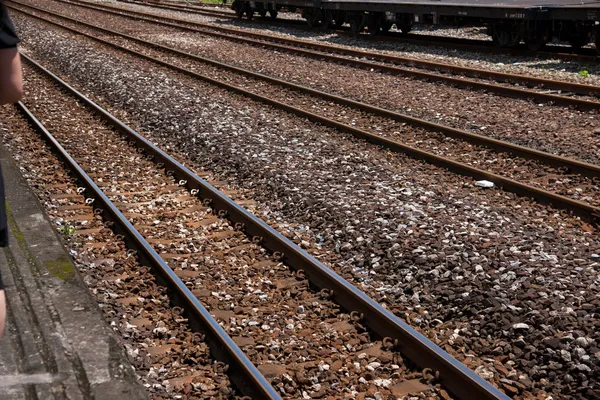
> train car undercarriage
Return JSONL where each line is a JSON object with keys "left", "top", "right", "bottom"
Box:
{"left": 231, "top": 0, "right": 600, "bottom": 52}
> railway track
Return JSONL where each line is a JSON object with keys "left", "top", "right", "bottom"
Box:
{"left": 11, "top": 1, "right": 600, "bottom": 225}
{"left": 12, "top": 51, "right": 509, "bottom": 399}
{"left": 9, "top": 76, "right": 269, "bottom": 400}
{"left": 116, "top": 0, "right": 600, "bottom": 61}
{"left": 47, "top": 0, "right": 600, "bottom": 107}
{"left": 1, "top": 107, "right": 244, "bottom": 397}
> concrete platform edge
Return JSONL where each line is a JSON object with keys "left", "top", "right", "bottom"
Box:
{"left": 0, "top": 139, "right": 149, "bottom": 400}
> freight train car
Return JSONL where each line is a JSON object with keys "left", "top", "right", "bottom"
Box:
{"left": 230, "top": 0, "right": 600, "bottom": 51}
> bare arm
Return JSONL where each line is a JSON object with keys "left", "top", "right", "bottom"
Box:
{"left": 0, "top": 46, "right": 22, "bottom": 104}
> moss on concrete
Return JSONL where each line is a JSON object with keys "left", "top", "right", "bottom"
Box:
{"left": 6, "top": 202, "right": 25, "bottom": 246}
{"left": 44, "top": 254, "right": 75, "bottom": 280}
{"left": 6, "top": 201, "right": 75, "bottom": 281}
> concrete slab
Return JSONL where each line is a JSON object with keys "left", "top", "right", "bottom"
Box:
{"left": 0, "top": 141, "right": 148, "bottom": 400}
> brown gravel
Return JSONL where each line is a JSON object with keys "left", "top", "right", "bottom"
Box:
{"left": 104, "top": 1, "right": 600, "bottom": 103}
{"left": 9, "top": 11, "right": 600, "bottom": 400}
{"left": 15, "top": 63, "right": 447, "bottom": 399}
{"left": 87, "top": 0, "right": 600, "bottom": 85}
{"left": 10, "top": 5, "right": 600, "bottom": 210}
{"left": 14, "top": 0, "right": 600, "bottom": 167}
{"left": 0, "top": 105, "right": 236, "bottom": 399}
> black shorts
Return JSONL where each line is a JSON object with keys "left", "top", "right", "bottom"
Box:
{"left": 0, "top": 164, "right": 7, "bottom": 291}
{"left": 0, "top": 2, "right": 18, "bottom": 292}
{"left": 0, "top": 4, "right": 20, "bottom": 49}
{"left": 0, "top": 165, "right": 7, "bottom": 247}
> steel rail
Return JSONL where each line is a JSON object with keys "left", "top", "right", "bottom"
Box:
{"left": 116, "top": 0, "right": 600, "bottom": 62}
{"left": 14, "top": 101, "right": 282, "bottom": 400}
{"left": 117, "top": 0, "right": 233, "bottom": 19}
{"left": 20, "top": 51, "right": 509, "bottom": 400}
{"left": 57, "top": 0, "right": 600, "bottom": 107}
{"left": 119, "top": 0, "right": 313, "bottom": 22}
{"left": 137, "top": 0, "right": 231, "bottom": 14}
{"left": 135, "top": 0, "right": 230, "bottom": 11}
{"left": 12, "top": 2, "right": 600, "bottom": 181}
{"left": 13, "top": 4, "right": 600, "bottom": 224}
{"left": 138, "top": 1, "right": 227, "bottom": 9}
{"left": 119, "top": 0, "right": 600, "bottom": 97}
{"left": 13, "top": 5, "right": 600, "bottom": 178}
{"left": 137, "top": 0, "right": 231, "bottom": 10}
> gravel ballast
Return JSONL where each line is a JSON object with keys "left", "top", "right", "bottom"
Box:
{"left": 89, "top": 0, "right": 600, "bottom": 85}
{"left": 11, "top": 4, "right": 600, "bottom": 211}
{"left": 0, "top": 105, "right": 237, "bottom": 399}
{"left": 16, "top": 62, "right": 446, "bottom": 400}
{"left": 13, "top": 0, "right": 600, "bottom": 166}
{"left": 9, "top": 11, "right": 600, "bottom": 400}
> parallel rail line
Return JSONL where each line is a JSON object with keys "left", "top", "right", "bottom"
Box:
{"left": 16, "top": 61, "right": 281, "bottom": 400}
{"left": 154, "top": 0, "right": 230, "bottom": 9}
{"left": 118, "top": 0, "right": 600, "bottom": 61}
{"left": 12, "top": 1, "right": 600, "bottom": 224}
{"left": 12, "top": 2, "right": 600, "bottom": 170}
{"left": 19, "top": 51, "right": 508, "bottom": 400}
{"left": 132, "top": 0, "right": 234, "bottom": 14}
{"left": 57, "top": 0, "right": 600, "bottom": 107}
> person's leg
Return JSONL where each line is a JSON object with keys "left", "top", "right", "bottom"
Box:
{"left": 0, "top": 289, "right": 5, "bottom": 338}
{"left": 0, "top": 47, "right": 23, "bottom": 105}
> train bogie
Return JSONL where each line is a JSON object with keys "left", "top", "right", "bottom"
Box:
{"left": 232, "top": 1, "right": 280, "bottom": 19}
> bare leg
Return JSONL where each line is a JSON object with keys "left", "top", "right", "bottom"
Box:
{"left": 0, "top": 47, "right": 23, "bottom": 105}
{"left": 0, "top": 290, "right": 5, "bottom": 338}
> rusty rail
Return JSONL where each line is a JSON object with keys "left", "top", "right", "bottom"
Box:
{"left": 54, "top": 0, "right": 600, "bottom": 108}
{"left": 21, "top": 51, "right": 509, "bottom": 400}
{"left": 116, "top": 0, "right": 600, "bottom": 62}
{"left": 11, "top": 2, "right": 600, "bottom": 224}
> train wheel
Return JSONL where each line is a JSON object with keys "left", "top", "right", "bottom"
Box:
{"left": 348, "top": 13, "right": 366, "bottom": 35}
{"left": 525, "top": 37, "right": 546, "bottom": 51}
{"left": 259, "top": 9, "right": 267, "bottom": 18}
{"left": 398, "top": 23, "right": 412, "bottom": 34}
{"left": 268, "top": 10, "right": 278, "bottom": 20}
{"left": 303, "top": 9, "right": 320, "bottom": 29}
{"left": 381, "top": 21, "right": 393, "bottom": 33}
{"left": 245, "top": 7, "right": 254, "bottom": 20}
{"left": 524, "top": 25, "right": 549, "bottom": 52}
{"left": 367, "top": 17, "right": 381, "bottom": 35}
{"left": 320, "top": 10, "right": 332, "bottom": 29}
{"left": 350, "top": 19, "right": 362, "bottom": 36}
{"left": 233, "top": 1, "right": 244, "bottom": 18}
{"left": 568, "top": 34, "right": 589, "bottom": 50}
{"left": 332, "top": 12, "right": 345, "bottom": 28}
{"left": 491, "top": 30, "right": 502, "bottom": 47}
{"left": 492, "top": 29, "right": 520, "bottom": 48}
